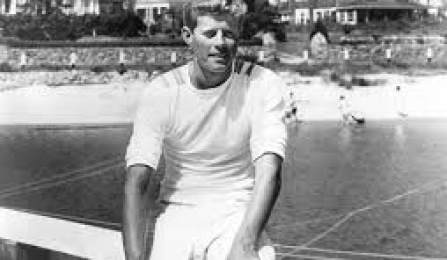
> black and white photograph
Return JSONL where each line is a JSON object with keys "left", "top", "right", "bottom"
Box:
{"left": 1, "top": 0, "right": 447, "bottom": 259}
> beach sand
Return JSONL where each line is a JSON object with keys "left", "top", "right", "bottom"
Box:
{"left": 1, "top": 73, "right": 447, "bottom": 126}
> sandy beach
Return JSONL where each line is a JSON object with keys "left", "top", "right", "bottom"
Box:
{"left": 1, "top": 72, "right": 447, "bottom": 126}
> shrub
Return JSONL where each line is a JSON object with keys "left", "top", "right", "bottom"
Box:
{"left": 1, "top": 12, "right": 147, "bottom": 41}
{"left": 0, "top": 62, "right": 14, "bottom": 72}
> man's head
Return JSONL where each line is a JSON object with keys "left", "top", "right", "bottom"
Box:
{"left": 182, "top": 0, "right": 245, "bottom": 73}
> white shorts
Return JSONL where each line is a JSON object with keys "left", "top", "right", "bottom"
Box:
{"left": 149, "top": 202, "right": 275, "bottom": 260}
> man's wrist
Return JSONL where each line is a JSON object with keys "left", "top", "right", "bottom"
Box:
{"left": 235, "top": 230, "right": 258, "bottom": 250}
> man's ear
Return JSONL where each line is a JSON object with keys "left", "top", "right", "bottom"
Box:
{"left": 181, "top": 26, "right": 193, "bottom": 45}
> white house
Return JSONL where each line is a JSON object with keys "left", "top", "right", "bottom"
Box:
{"left": 0, "top": 0, "right": 100, "bottom": 15}
{"left": 134, "top": 0, "right": 170, "bottom": 24}
{"left": 292, "top": 0, "right": 337, "bottom": 24}
{"left": 285, "top": 0, "right": 439, "bottom": 25}
{"left": 410, "top": 0, "right": 445, "bottom": 16}
{"left": 0, "top": 0, "right": 180, "bottom": 26}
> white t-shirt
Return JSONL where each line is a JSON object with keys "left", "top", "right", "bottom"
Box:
{"left": 126, "top": 61, "right": 287, "bottom": 205}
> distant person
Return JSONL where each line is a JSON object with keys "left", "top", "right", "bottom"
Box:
{"left": 395, "top": 85, "right": 408, "bottom": 118}
{"left": 123, "top": 1, "right": 288, "bottom": 259}
{"left": 339, "top": 95, "right": 365, "bottom": 125}
{"left": 284, "top": 91, "right": 301, "bottom": 125}
{"left": 339, "top": 95, "right": 351, "bottom": 124}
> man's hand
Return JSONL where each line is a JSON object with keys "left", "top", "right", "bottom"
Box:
{"left": 226, "top": 153, "right": 282, "bottom": 260}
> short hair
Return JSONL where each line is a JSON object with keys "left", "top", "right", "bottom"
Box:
{"left": 182, "top": 0, "right": 245, "bottom": 31}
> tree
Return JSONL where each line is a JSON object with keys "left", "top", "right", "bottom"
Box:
{"left": 17, "top": 0, "right": 45, "bottom": 15}
{"left": 309, "top": 0, "right": 316, "bottom": 29}
{"left": 239, "top": 0, "right": 285, "bottom": 41}
{"left": 124, "top": 0, "right": 136, "bottom": 13}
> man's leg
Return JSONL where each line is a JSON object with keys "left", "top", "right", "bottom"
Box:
{"left": 204, "top": 211, "right": 276, "bottom": 260}
{"left": 206, "top": 229, "right": 275, "bottom": 260}
{"left": 149, "top": 205, "right": 198, "bottom": 260}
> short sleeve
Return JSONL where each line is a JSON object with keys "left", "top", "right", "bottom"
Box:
{"left": 125, "top": 77, "right": 171, "bottom": 169}
{"left": 250, "top": 69, "right": 288, "bottom": 162}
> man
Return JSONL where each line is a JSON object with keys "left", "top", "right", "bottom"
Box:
{"left": 123, "top": 1, "right": 288, "bottom": 259}
{"left": 338, "top": 95, "right": 365, "bottom": 126}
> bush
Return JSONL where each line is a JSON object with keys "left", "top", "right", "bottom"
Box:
{"left": 4, "top": 38, "right": 187, "bottom": 48}
{"left": 240, "top": 3, "right": 286, "bottom": 42}
{"left": 3, "top": 37, "right": 260, "bottom": 48}
{"left": 0, "top": 11, "right": 147, "bottom": 41}
{"left": 0, "top": 62, "right": 14, "bottom": 72}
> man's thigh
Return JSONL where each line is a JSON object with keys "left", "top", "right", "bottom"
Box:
{"left": 149, "top": 205, "right": 204, "bottom": 260}
{"left": 205, "top": 230, "right": 276, "bottom": 260}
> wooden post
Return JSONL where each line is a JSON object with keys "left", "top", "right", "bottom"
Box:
{"left": 343, "top": 48, "right": 350, "bottom": 61}
{"left": 19, "top": 51, "right": 27, "bottom": 70}
{"left": 427, "top": 47, "right": 433, "bottom": 63}
{"left": 258, "top": 50, "right": 264, "bottom": 63}
{"left": 118, "top": 49, "right": 127, "bottom": 75}
{"left": 170, "top": 51, "right": 177, "bottom": 65}
{"left": 386, "top": 48, "right": 392, "bottom": 63}
{"left": 69, "top": 52, "right": 77, "bottom": 69}
{"left": 303, "top": 49, "right": 309, "bottom": 61}
{"left": 119, "top": 49, "right": 126, "bottom": 65}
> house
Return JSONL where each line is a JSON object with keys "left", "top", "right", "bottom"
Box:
{"left": 284, "top": 0, "right": 433, "bottom": 25}
{"left": 336, "top": 0, "right": 429, "bottom": 25}
{"left": 0, "top": 0, "right": 101, "bottom": 15}
{"left": 134, "top": 0, "right": 178, "bottom": 25}
{"left": 0, "top": 0, "right": 184, "bottom": 27}
{"left": 410, "top": 0, "right": 444, "bottom": 15}
{"left": 281, "top": 0, "right": 337, "bottom": 25}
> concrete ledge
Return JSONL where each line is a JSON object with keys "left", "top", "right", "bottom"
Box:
{"left": 0, "top": 207, "right": 124, "bottom": 260}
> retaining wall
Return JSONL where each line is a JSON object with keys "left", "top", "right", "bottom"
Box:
{"left": 1, "top": 43, "right": 262, "bottom": 69}
{"left": 1, "top": 40, "right": 447, "bottom": 69}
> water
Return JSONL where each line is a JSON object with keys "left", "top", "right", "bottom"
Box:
{"left": 1, "top": 120, "right": 447, "bottom": 258}
{"left": 273, "top": 120, "right": 447, "bottom": 258}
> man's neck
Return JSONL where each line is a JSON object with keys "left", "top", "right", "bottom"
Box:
{"left": 189, "top": 60, "right": 233, "bottom": 90}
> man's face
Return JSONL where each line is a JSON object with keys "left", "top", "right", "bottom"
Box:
{"left": 185, "top": 15, "right": 239, "bottom": 73}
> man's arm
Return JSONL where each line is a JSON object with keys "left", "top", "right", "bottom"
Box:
{"left": 123, "top": 165, "right": 155, "bottom": 260}
{"left": 228, "top": 152, "right": 282, "bottom": 259}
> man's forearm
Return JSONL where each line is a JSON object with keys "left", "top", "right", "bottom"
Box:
{"left": 123, "top": 165, "right": 153, "bottom": 260}
{"left": 236, "top": 153, "right": 282, "bottom": 246}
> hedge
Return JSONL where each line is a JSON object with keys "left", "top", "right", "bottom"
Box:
{"left": 3, "top": 37, "right": 262, "bottom": 48}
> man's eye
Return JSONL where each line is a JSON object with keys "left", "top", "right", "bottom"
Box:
{"left": 223, "top": 31, "right": 236, "bottom": 39}
{"left": 204, "top": 31, "right": 217, "bottom": 38}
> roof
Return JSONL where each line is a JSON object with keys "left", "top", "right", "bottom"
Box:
{"left": 336, "top": 0, "right": 428, "bottom": 10}
{"left": 293, "top": 0, "right": 336, "bottom": 9}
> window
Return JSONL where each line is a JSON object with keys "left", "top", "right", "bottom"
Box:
{"left": 348, "top": 10, "right": 354, "bottom": 21}
{"left": 317, "top": 11, "right": 322, "bottom": 19}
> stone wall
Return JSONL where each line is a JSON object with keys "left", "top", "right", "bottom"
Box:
{"left": 4, "top": 45, "right": 262, "bottom": 69}
{"left": 0, "top": 44, "right": 7, "bottom": 64}
{"left": 324, "top": 43, "right": 447, "bottom": 67}
{"left": 2, "top": 41, "right": 447, "bottom": 69}
{"left": 7, "top": 46, "right": 193, "bottom": 68}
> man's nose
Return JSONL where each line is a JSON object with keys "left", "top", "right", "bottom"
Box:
{"left": 213, "top": 30, "right": 226, "bottom": 45}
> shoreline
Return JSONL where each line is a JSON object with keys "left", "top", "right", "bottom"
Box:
{"left": 1, "top": 73, "right": 447, "bottom": 126}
